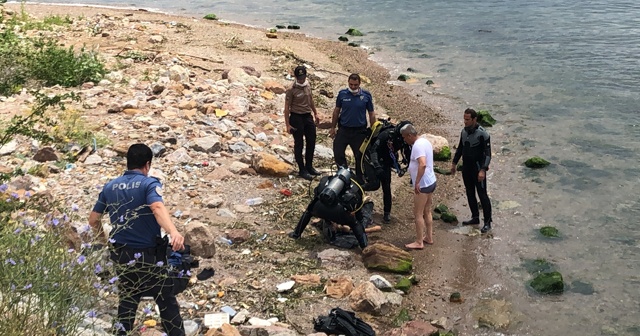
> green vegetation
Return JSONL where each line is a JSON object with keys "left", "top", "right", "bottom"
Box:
{"left": 525, "top": 156, "right": 551, "bottom": 168}
{"left": 433, "top": 146, "right": 451, "bottom": 161}
{"left": 392, "top": 308, "right": 411, "bottom": 327}
{"left": 530, "top": 271, "right": 564, "bottom": 294}
{"left": 539, "top": 226, "right": 560, "bottom": 238}
{"left": 345, "top": 28, "right": 363, "bottom": 36}
{"left": 477, "top": 110, "right": 496, "bottom": 127}
{"left": 0, "top": 11, "right": 106, "bottom": 96}
{"left": 203, "top": 13, "right": 218, "bottom": 20}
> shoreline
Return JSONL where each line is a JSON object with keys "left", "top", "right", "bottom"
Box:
{"left": 2, "top": 2, "right": 499, "bottom": 334}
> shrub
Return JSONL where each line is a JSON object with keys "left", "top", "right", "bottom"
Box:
{"left": 0, "top": 189, "right": 106, "bottom": 335}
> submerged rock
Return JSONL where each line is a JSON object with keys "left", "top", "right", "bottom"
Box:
{"left": 530, "top": 271, "right": 564, "bottom": 294}
{"left": 539, "top": 226, "right": 560, "bottom": 238}
{"left": 345, "top": 28, "right": 363, "bottom": 36}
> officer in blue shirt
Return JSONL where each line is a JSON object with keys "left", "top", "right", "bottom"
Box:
{"left": 89, "top": 143, "right": 186, "bottom": 336}
{"left": 330, "top": 73, "right": 376, "bottom": 181}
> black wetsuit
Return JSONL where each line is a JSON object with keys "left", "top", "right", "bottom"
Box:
{"left": 452, "top": 124, "right": 492, "bottom": 223}
{"left": 362, "top": 127, "right": 409, "bottom": 215}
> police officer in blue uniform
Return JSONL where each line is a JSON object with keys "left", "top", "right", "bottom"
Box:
{"left": 89, "top": 143, "right": 186, "bottom": 336}
{"left": 450, "top": 108, "right": 493, "bottom": 233}
{"left": 330, "top": 73, "right": 376, "bottom": 182}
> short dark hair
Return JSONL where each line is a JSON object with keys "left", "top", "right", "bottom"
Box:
{"left": 464, "top": 108, "right": 477, "bottom": 119}
{"left": 126, "top": 143, "right": 153, "bottom": 170}
{"left": 348, "top": 73, "right": 361, "bottom": 83}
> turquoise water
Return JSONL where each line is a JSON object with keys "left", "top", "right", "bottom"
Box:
{"left": 29, "top": 0, "right": 640, "bottom": 334}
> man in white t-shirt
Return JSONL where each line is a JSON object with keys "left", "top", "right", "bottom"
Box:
{"left": 400, "top": 124, "right": 437, "bottom": 249}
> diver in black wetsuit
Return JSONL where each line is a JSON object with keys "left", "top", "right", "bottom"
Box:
{"left": 450, "top": 108, "right": 493, "bottom": 233}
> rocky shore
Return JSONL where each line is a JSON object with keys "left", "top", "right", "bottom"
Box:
{"left": 0, "top": 3, "right": 510, "bottom": 336}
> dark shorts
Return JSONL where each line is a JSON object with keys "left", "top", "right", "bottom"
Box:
{"left": 419, "top": 181, "right": 437, "bottom": 194}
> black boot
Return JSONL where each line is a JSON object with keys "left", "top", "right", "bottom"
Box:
{"left": 298, "top": 169, "right": 313, "bottom": 181}
{"left": 481, "top": 220, "right": 492, "bottom": 233}
{"left": 289, "top": 210, "right": 313, "bottom": 239}
{"left": 306, "top": 166, "right": 321, "bottom": 176}
{"left": 462, "top": 217, "right": 480, "bottom": 226}
{"left": 383, "top": 212, "right": 391, "bottom": 223}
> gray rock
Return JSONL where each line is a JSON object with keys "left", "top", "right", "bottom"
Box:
{"left": 217, "top": 208, "right": 237, "bottom": 218}
{"left": 83, "top": 154, "right": 103, "bottom": 165}
{"left": 121, "top": 100, "right": 138, "bottom": 109}
{"left": 98, "top": 79, "right": 112, "bottom": 87}
{"left": 230, "top": 308, "right": 249, "bottom": 324}
{"left": 184, "top": 319, "right": 199, "bottom": 336}
{"left": 0, "top": 140, "right": 17, "bottom": 156}
{"left": 190, "top": 135, "right": 222, "bottom": 153}
{"left": 314, "top": 144, "right": 334, "bottom": 159}
{"left": 229, "top": 141, "right": 251, "bottom": 154}
{"left": 369, "top": 275, "right": 393, "bottom": 291}
{"left": 165, "top": 147, "right": 193, "bottom": 164}
{"left": 205, "top": 195, "right": 224, "bottom": 208}
{"left": 184, "top": 221, "right": 216, "bottom": 258}
{"left": 150, "top": 142, "right": 166, "bottom": 157}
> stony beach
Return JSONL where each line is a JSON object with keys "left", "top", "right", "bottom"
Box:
{"left": 0, "top": 3, "right": 508, "bottom": 335}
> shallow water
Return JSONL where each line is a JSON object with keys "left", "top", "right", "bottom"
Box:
{"left": 25, "top": 0, "right": 640, "bottom": 333}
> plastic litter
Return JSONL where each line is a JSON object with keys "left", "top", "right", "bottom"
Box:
{"left": 221, "top": 305, "right": 237, "bottom": 317}
{"left": 245, "top": 197, "right": 264, "bottom": 206}
{"left": 173, "top": 210, "right": 183, "bottom": 218}
{"left": 218, "top": 237, "right": 233, "bottom": 245}
{"left": 279, "top": 188, "right": 292, "bottom": 197}
{"left": 257, "top": 233, "right": 268, "bottom": 242}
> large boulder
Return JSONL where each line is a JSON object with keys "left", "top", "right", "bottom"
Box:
{"left": 362, "top": 241, "right": 413, "bottom": 274}
{"left": 183, "top": 221, "right": 216, "bottom": 258}
{"left": 226, "top": 68, "right": 263, "bottom": 88}
{"left": 263, "top": 80, "right": 286, "bottom": 94}
{"left": 251, "top": 152, "right": 292, "bottom": 177}
{"left": 349, "top": 281, "right": 396, "bottom": 315}
{"left": 421, "top": 134, "right": 450, "bottom": 161}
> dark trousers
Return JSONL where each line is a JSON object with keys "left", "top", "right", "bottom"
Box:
{"left": 362, "top": 163, "right": 392, "bottom": 214}
{"left": 289, "top": 113, "right": 317, "bottom": 172}
{"left": 110, "top": 247, "right": 184, "bottom": 336}
{"left": 462, "top": 165, "right": 492, "bottom": 223}
{"left": 333, "top": 126, "right": 367, "bottom": 181}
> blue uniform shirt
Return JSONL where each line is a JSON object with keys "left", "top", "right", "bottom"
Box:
{"left": 335, "top": 88, "right": 374, "bottom": 127}
{"left": 92, "top": 170, "right": 164, "bottom": 248}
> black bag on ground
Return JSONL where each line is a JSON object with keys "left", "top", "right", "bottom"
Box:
{"left": 166, "top": 244, "right": 199, "bottom": 295}
{"left": 313, "top": 307, "right": 376, "bottom": 336}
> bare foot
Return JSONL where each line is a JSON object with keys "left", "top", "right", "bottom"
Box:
{"left": 423, "top": 238, "right": 434, "bottom": 245}
{"left": 405, "top": 242, "right": 424, "bottom": 250}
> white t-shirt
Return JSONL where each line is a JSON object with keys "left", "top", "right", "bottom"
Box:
{"left": 408, "top": 137, "right": 437, "bottom": 188}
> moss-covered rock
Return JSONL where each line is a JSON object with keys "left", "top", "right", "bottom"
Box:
{"left": 434, "top": 204, "right": 449, "bottom": 214}
{"left": 477, "top": 110, "right": 496, "bottom": 127}
{"left": 397, "top": 74, "right": 410, "bottom": 81}
{"left": 287, "top": 25, "right": 301, "bottom": 29}
{"left": 449, "top": 292, "right": 463, "bottom": 303}
{"left": 540, "top": 226, "right": 560, "bottom": 238}
{"left": 275, "top": 24, "right": 286, "bottom": 29}
{"left": 392, "top": 308, "right": 411, "bottom": 327}
{"left": 395, "top": 277, "right": 413, "bottom": 293}
{"left": 338, "top": 35, "right": 349, "bottom": 42}
{"left": 362, "top": 241, "right": 413, "bottom": 274}
{"left": 425, "top": 79, "right": 435, "bottom": 85}
{"left": 530, "top": 271, "right": 564, "bottom": 294}
{"left": 441, "top": 212, "right": 457, "bottom": 223}
{"left": 525, "top": 156, "right": 550, "bottom": 168}
{"left": 203, "top": 14, "right": 218, "bottom": 20}
{"left": 406, "top": 67, "right": 418, "bottom": 73}
{"left": 434, "top": 167, "right": 451, "bottom": 175}
{"left": 433, "top": 146, "right": 451, "bottom": 161}
{"left": 348, "top": 42, "right": 360, "bottom": 47}
{"left": 345, "top": 28, "right": 363, "bottom": 36}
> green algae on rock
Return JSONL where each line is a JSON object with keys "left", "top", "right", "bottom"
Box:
{"left": 433, "top": 146, "right": 451, "bottom": 161}
{"left": 203, "top": 14, "right": 218, "bottom": 20}
{"left": 477, "top": 109, "right": 496, "bottom": 127}
{"left": 540, "top": 226, "right": 560, "bottom": 238}
{"left": 524, "top": 156, "right": 551, "bottom": 168}
{"left": 345, "top": 28, "right": 363, "bottom": 36}
{"left": 530, "top": 271, "right": 564, "bottom": 294}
